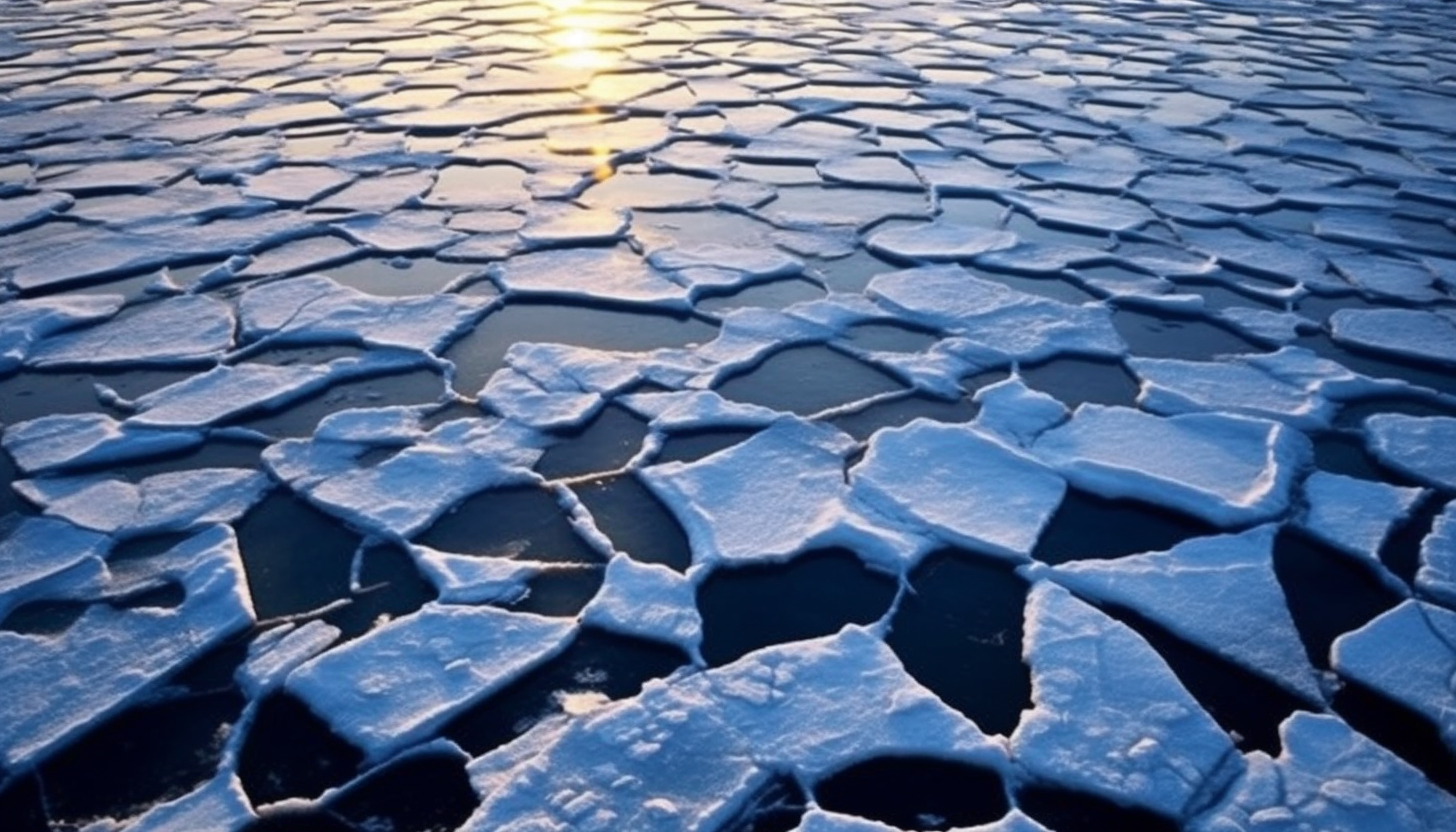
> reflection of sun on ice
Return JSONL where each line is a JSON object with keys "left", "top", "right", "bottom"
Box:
{"left": 541, "top": 0, "right": 617, "bottom": 70}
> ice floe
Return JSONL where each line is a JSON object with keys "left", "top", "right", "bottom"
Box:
{"left": 287, "top": 603, "right": 576, "bottom": 761}
{"left": 1013, "top": 582, "right": 1241, "bottom": 820}
{"left": 1029, "top": 525, "right": 1323, "bottom": 701}
{"left": 1032, "top": 405, "right": 1311, "bottom": 527}
{"left": 1191, "top": 713, "right": 1456, "bottom": 832}
{"left": 0, "top": 525, "right": 253, "bottom": 770}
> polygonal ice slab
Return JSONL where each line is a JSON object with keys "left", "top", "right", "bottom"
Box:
{"left": 461, "top": 627, "right": 1008, "bottom": 831}
{"left": 1032, "top": 405, "right": 1310, "bottom": 527}
{"left": 1418, "top": 504, "right": 1456, "bottom": 609}
{"left": 239, "top": 274, "right": 490, "bottom": 353}
{"left": 1029, "top": 526, "right": 1322, "bottom": 702}
{"left": 865, "top": 222, "right": 1018, "bottom": 262}
{"left": 866, "top": 264, "right": 1124, "bottom": 363}
{"left": 1012, "top": 582, "right": 1240, "bottom": 820}
{"left": 1190, "top": 713, "right": 1456, "bottom": 832}
{"left": 1364, "top": 414, "right": 1456, "bottom": 489}
{"left": 478, "top": 366, "right": 604, "bottom": 430}
{"left": 1332, "top": 600, "right": 1456, "bottom": 752}
{"left": 286, "top": 604, "right": 576, "bottom": 762}
{"left": 264, "top": 415, "right": 545, "bottom": 538}
{"left": 126, "top": 351, "right": 430, "bottom": 429}
{"left": 122, "top": 773, "right": 253, "bottom": 832}
{"left": 1, "top": 412, "right": 202, "bottom": 474}
{"left": 640, "top": 419, "right": 855, "bottom": 567}
{"left": 0, "top": 525, "right": 254, "bottom": 771}
{"left": 1130, "top": 347, "right": 1386, "bottom": 431}
{"left": 25, "top": 294, "right": 235, "bottom": 367}
{"left": 494, "top": 247, "right": 689, "bottom": 307}
{"left": 14, "top": 468, "right": 271, "bottom": 537}
{"left": 850, "top": 419, "right": 1066, "bottom": 561}
{"left": 0, "top": 515, "right": 108, "bottom": 619}
{"left": 582, "top": 554, "right": 703, "bottom": 655}
{"left": 0, "top": 294, "right": 123, "bottom": 373}
{"left": 1296, "top": 471, "right": 1424, "bottom": 571}
{"left": 1330, "top": 308, "right": 1456, "bottom": 367}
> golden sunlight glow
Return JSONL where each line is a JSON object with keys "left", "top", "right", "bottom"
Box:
{"left": 541, "top": 0, "right": 618, "bottom": 71}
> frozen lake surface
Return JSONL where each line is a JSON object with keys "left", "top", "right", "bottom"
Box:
{"left": 2, "top": 0, "right": 1456, "bottom": 829}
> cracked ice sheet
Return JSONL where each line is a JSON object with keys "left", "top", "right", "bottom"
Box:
{"left": 1364, "top": 414, "right": 1456, "bottom": 490}
{"left": 238, "top": 274, "right": 490, "bottom": 354}
{"left": 0, "top": 525, "right": 254, "bottom": 771}
{"left": 23, "top": 294, "right": 234, "bottom": 368}
{"left": 461, "top": 627, "right": 1008, "bottom": 832}
{"left": 0, "top": 515, "right": 109, "bottom": 620}
{"left": 1330, "top": 308, "right": 1456, "bottom": 368}
{"left": 1130, "top": 347, "right": 1396, "bottom": 432}
{"left": 1419, "top": 504, "right": 1456, "bottom": 609}
{"left": 1297, "top": 471, "right": 1424, "bottom": 576}
{"left": 1032, "top": 405, "right": 1311, "bottom": 528}
{"left": 127, "top": 350, "right": 432, "bottom": 429}
{"left": 1028, "top": 526, "right": 1323, "bottom": 702}
{"left": 1190, "top": 713, "right": 1456, "bottom": 832}
{"left": 493, "top": 247, "right": 690, "bottom": 308}
{"left": 866, "top": 264, "right": 1124, "bottom": 364}
{"left": 287, "top": 603, "right": 576, "bottom": 762}
{"left": 13, "top": 467, "right": 271, "bottom": 538}
{"left": 0, "top": 294, "right": 124, "bottom": 373}
{"left": 1332, "top": 601, "right": 1456, "bottom": 753}
{"left": 264, "top": 412, "right": 545, "bottom": 539}
{"left": 1013, "top": 582, "right": 1241, "bottom": 821}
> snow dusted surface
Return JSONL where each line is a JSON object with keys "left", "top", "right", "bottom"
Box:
{"left": 1, "top": 0, "right": 1455, "bottom": 830}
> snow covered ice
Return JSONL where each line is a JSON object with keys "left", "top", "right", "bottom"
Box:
{"left": 2, "top": 0, "right": 1456, "bottom": 830}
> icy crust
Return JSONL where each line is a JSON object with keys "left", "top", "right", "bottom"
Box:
{"left": 1190, "top": 713, "right": 1456, "bottom": 832}
{"left": 1012, "top": 583, "right": 1241, "bottom": 820}
{"left": 1364, "top": 414, "right": 1456, "bottom": 490}
{"left": 0, "top": 525, "right": 254, "bottom": 771}
{"left": 1031, "top": 405, "right": 1312, "bottom": 527}
{"left": 264, "top": 413, "right": 545, "bottom": 539}
{"left": 1028, "top": 526, "right": 1323, "bottom": 702}
{"left": 1418, "top": 504, "right": 1456, "bottom": 609}
{"left": 238, "top": 274, "right": 490, "bottom": 353}
{"left": 286, "top": 603, "right": 576, "bottom": 761}
{"left": 0, "top": 294, "right": 123, "bottom": 373}
{"left": 461, "top": 627, "right": 1008, "bottom": 832}
{"left": 1130, "top": 347, "right": 1395, "bottom": 431}
{"left": 13, "top": 468, "right": 271, "bottom": 537}
{"left": 582, "top": 555, "right": 703, "bottom": 655}
{"left": 411, "top": 544, "right": 545, "bottom": 606}
{"left": 866, "top": 265, "right": 1124, "bottom": 364}
{"left": 1330, "top": 309, "right": 1456, "bottom": 367}
{"left": 852, "top": 418, "right": 1066, "bottom": 561}
{"left": 24, "top": 295, "right": 234, "bottom": 367}
{"left": 1297, "top": 471, "right": 1424, "bottom": 574}
{"left": 0, "top": 515, "right": 108, "bottom": 619}
{"left": 1332, "top": 601, "right": 1456, "bottom": 752}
